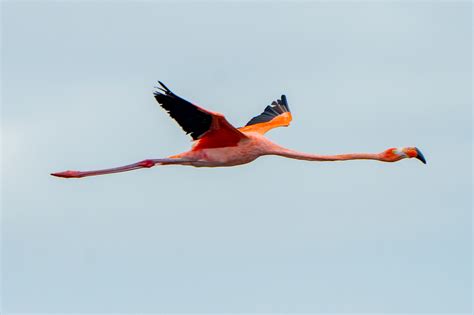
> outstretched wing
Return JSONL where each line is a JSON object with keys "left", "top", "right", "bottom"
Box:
{"left": 239, "top": 95, "right": 292, "bottom": 134}
{"left": 153, "top": 81, "right": 247, "bottom": 148}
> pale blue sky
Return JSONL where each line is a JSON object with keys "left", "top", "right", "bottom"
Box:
{"left": 1, "top": 1, "right": 472, "bottom": 313}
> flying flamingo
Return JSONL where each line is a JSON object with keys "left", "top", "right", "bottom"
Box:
{"left": 51, "top": 81, "right": 426, "bottom": 179}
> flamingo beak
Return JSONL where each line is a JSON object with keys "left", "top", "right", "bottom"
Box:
{"left": 415, "top": 147, "right": 427, "bottom": 164}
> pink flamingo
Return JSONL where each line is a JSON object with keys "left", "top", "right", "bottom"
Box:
{"left": 51, "top": 81, "right": 426, "bottom": 178}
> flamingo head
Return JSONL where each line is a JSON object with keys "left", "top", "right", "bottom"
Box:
{"left": 382, "top": 147, "right": 426, "bottom": 164}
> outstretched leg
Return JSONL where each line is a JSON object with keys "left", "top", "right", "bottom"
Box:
{"left": 51, "top": 158, "right": 192, "bottom": 179}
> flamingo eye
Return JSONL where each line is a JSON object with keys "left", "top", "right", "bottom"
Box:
{"left": 405, "top": 148, "right": 418, "bottom": 158}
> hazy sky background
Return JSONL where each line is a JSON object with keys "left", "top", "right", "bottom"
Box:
{"left": 2, "top": 1, "right": 472, "bottom": 313}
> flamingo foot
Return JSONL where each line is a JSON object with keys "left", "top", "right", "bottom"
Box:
{"left": 51, "top": 170, "right": 83, "bottom": 178}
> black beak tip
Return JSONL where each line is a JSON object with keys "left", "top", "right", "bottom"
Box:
{"left": 415, "top": 147, "right": 427, "bottom": 164}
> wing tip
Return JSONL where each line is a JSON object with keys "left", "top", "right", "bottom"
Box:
{"left": 153, "top": 81, "right": 173, "bottom": 97}
{"left": 245, "top": 94, "right": 290, "bottom": 127}
{"left": 158, "top": 81, "right": 171, "bottom": 92}
{"left": 280, "top": 95, "right": 289, "bottom": 112}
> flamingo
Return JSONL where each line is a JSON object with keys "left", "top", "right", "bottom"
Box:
{"left": 51, "top": 81, "right": 426, "bottom": 179}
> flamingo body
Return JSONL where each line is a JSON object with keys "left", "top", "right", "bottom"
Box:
{"left": 173, "top": 132, "right": 274, "bottom": 167}
{"left": 51, "top": 81, "right": 426, "bottom": 179}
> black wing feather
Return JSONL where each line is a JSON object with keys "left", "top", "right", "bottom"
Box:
{"left": 246, "top": 95, "right": 290, "bottom": 126}
{"left": 153, "top": 81, "right": 213, "bottom": 140}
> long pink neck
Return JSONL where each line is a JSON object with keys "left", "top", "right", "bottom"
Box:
{"left": 269, "top": 147, "right": 383, "bottom": 162}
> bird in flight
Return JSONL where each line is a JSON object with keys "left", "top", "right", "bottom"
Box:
{"left": 51, "top": 81, "right": 426, "bottom": 179}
